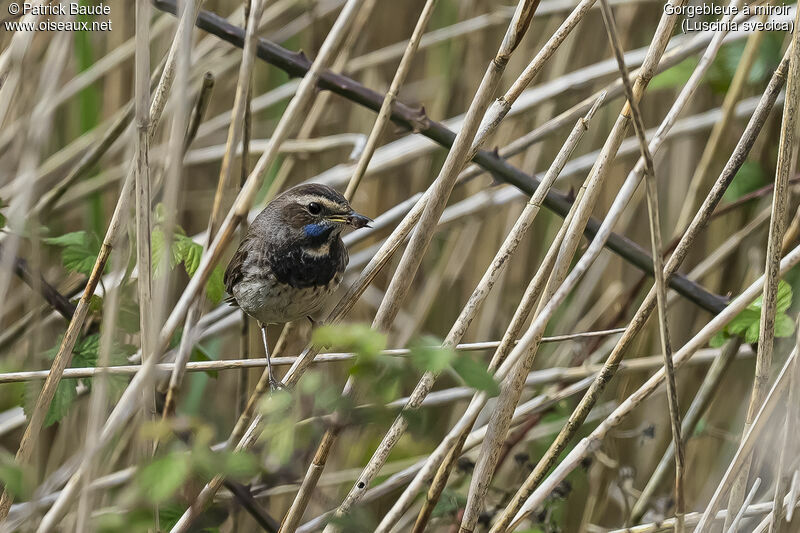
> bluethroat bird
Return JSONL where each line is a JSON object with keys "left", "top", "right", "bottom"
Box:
{"left": 224, "top": 183, "right": 372, "bottom": 390}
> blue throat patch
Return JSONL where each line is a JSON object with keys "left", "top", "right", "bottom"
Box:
{"left": 303, "top": 223, "right": 329, "bottom": 238}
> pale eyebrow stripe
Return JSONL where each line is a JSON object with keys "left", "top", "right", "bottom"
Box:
{"left": 293, "top": 194, "right": 348, "bottom": 212}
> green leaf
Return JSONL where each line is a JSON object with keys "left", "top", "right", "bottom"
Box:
{"left": 118, "top": 297, "right": 141, "bottom": 334}
{"left": 727, "top": 308, "right": 760, "bottom": 336}
{"left": 723, "top": 161, "right": 765, "bottom": 202}
{"left": 650, "top": 57, "right": 698, "bottom": 90}
{"left": 44, "top": 379, "right": 78, "bottom": 427}
{"left": 217, "top": 451, "right": 258, "bottom": 480}
{"left": 313, "top": 324, "right": 387, "bottom": 362}
{"left": 777, "top": 280, "right": 793, "bottom": 313}
{"left": 451, "top": 356, "right": 499, "bottom": 396}
{"left": 44, "top": 231, "right": 102, "bottom": 276}
{"left": 745, "top": 320, "right": 761, "bottom": 344}
{"left": 191, "top": 344, "right": 218, "bottom": 378}
{"left": 206, "top": 265, "right": 225, "bottom": 305}
{"left": 179, "top": 236, "right": 203, "bottom": 277}
{"left": 136, "top": 453, "right": 191, "bottom": 503}
{"left": 709, "top": 330, "right": 728, "bottom": 348}
{"left": 0, "top": 451, "right": 32, "bottom": 499}
{"left": 0, "top": 211, "right": 5, "bottom": 230}
{"left": 151, "top": 228, "right": 166, "bottom": 275}
{"left": 775, "top": 313, "right": 795, "bottom": 338}
{"left": 409, "top": 336, "right": 455, "bottom": 374}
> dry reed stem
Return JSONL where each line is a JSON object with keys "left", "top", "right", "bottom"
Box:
{"left": 608, "top": 498, "right": 798, "bottom": 533}
{"left": 279, "top": 3, "right": 540, "bottom": 529}
{"left": 629, "top": 338, "right": 743, "bottom": 523}
{"left": 133, "top": 0, "right": 154, "bottom": 402}
{"left": 11, "top": 2, "right": 207, "bottom": 526}
{"left": 475, "top": 0, "right": 595, "bottom": 144}
{"left": 164, "top": 3, "right": 369, "bottom": 531}
{"left": 161, "top": 0, "right": 264, "bottom": 419}
{"left": 769, "top": 342, "right": 800, "bottom": 533}
{"left": 325, "top": 93, "right": 604, "bottom": 533}
{"left": 491, "top": 9, "right": 774, "bottom": 529}
{"left": 3, "top": 329, "right": 685, "bottom": 383}
{"left": 456, "top": 4, "right": 689, "bottom": 529}
{"left": 510, "top": 242, "right": 800, "bottom": 530}
{"left": 675, "top": 8, "right": 770, "bottom": 231}
{"left": 724, "top": 6, "right": 800, "bottom": 526}
{"left": 598, "top": 1, "right": 683, "bottom": 530}
{"left": 342, "top": 0, "right": 438, "bottom": 200}
{"left": 74, "top": 252, "right": 126, "bottom": 531}
{"left": 265, "top": 0, "right": 376, "bottom": 221}
{"left": 695, "top": 346, "right": 800, "bottom": 532}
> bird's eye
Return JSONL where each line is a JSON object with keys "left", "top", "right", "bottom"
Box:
{"left": 307, "top": 202, "right": 322, "bottom": 215}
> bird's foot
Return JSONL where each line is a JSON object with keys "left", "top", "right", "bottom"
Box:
{"left": 268, "top": 377, "right": 286, "bottom": 393}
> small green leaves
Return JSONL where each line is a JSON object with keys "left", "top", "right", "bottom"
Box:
{"left": 136, "top": 453, "right": 191, "bottom": 504}
{"left": 710, "top": 280, "right": 795, "bottom": 347}
{"left": 409, "top": 336, "right": 455, "bottom": 374}
{"left": 313, "top": 324, "right": 387, "bottom": 376}
{"left": 451, "top": 355, "right": 500, "bottom": 396}
{"left": 44, "top": 230, "right": 103, "bottom": 276}
{"left": 28, "top": 333, "right": 132, "bottom": 426}
{"left": 0, "top": 451, "right": 33, "bottom": 499}
{"left": 723, "top": 161, "right": 765, "bottom": 202}
{"left": 0, "top": 198, "right": 7, "bottom": 230}
{"left": 150, "top": 223, "right": 225, "bottom": 304}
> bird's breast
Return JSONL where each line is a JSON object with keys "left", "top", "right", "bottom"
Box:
{"left": 269, "top": 239, "right": 348, "bottom": 289}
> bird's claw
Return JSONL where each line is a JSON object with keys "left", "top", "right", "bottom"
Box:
{"left": 268, "top": 377, "right": 286, "bottom": 393}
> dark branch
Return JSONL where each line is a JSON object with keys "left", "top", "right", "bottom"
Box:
{"left": 152, "top": 0, "right": 729, "bottom": 315}
{"left": 0, "top": 244, "right": 77, "bottom": 321}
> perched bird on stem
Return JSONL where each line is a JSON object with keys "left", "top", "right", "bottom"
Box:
{"left": 224, "top": 183, "right": 371, "bottom": 390}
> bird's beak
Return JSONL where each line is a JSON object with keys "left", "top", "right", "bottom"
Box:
{"left": 346, "top": 211, "right": 372, "bottom": 229}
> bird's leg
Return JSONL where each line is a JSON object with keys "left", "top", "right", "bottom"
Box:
{"left": 260, "top": 323, "right": 283, "bottom": 392}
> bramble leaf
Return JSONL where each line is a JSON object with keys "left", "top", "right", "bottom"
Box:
{"left": 206, "top": 265, "right": 225, "bottom": 305}
{"left": 451, "top": 356, "right": 499, "bottom": 396}
{"left": 45, "top": 231, "right": 103, "bottom": 276}
{"left": 409, "top": 336, "right": 455, "bottom": 374}
{"left": 136, "top": 453, "right": 191, "bottom": 503}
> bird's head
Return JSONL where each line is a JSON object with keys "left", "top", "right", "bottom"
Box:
{"left": 269, "top": 183, "right": 371, "bottom": 245}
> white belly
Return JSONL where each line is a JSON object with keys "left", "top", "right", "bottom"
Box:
{"left": 233, "top": 274, "right": 342, "bottom": 324}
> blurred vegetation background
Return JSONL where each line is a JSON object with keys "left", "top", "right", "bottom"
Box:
{"left": 1, "top": 0, "right": 799, "bottom": 531}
